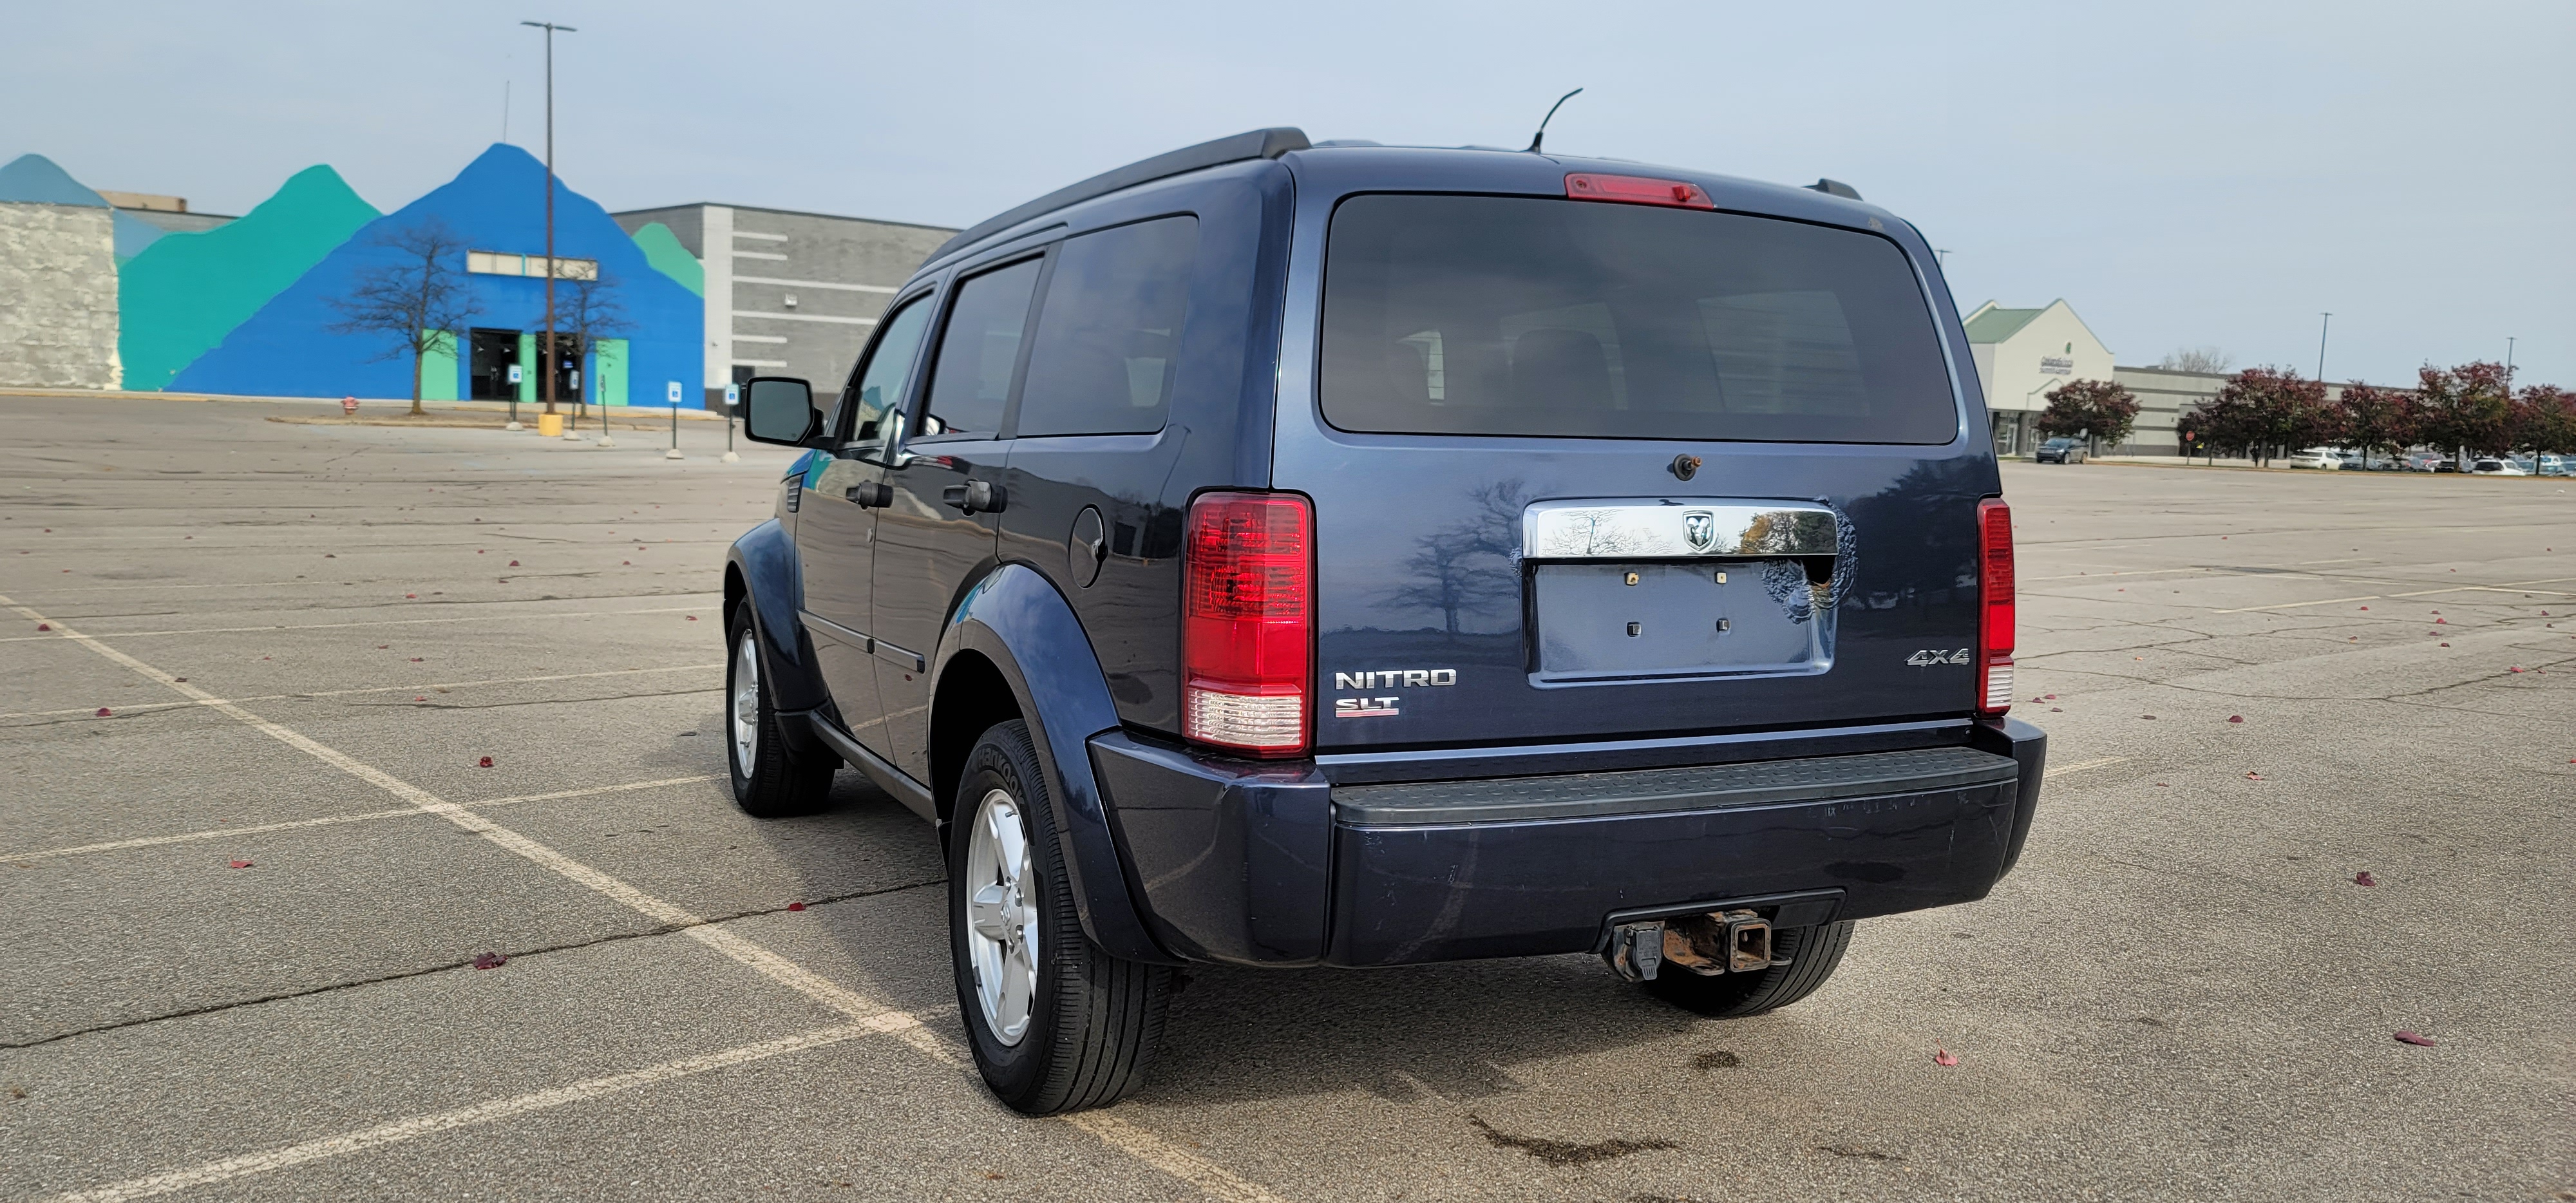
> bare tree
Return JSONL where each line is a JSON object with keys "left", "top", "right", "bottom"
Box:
{"left": 2157, "top": 346, "right": 2234, "bottom": 374}
{"left": 1381, "top": 479, "right": 1526, "bottom": 635}
{"left": 328, "top": 218, "right": 476, "bottom": 416}
{"left": 554, "top": 270, "right": 632, "bottom": 414}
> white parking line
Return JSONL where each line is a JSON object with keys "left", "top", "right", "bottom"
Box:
{"left": 0, "top": 663, "right": 723, "bottom": 721}
{"left": 2210, "top": 594, "right": 2383, "bottom": 614}
{"left": 2, "top": 594, "right": 1284, "bottom": 1203}
{"left": 0, "top": 605, "right": 708, "bottom": 644}
{"left": 2045, "top": 757, "right": 2126, "bottom": 778}
{"left": 1, "top": 775, "right": 722, "bottom": 864}
{"left": 39, "top": 1023, "right": 884, "bottom": 1203}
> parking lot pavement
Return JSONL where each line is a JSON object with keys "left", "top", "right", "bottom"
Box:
{"left": 3, "top": 395, "right": 2571, "bottom": 1202}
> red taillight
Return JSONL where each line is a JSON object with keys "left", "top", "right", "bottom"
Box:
{"left": 1976, "top": 498, "right": 2014, "bottom": 717}
{"left": 1182, "top": 491, "right": 1313, "bottom": 755}
{"left": 1564, "top": 173, "right": 1715, "bottom": 209}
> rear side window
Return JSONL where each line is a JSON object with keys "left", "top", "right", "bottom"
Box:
{"left": 920, "top": 257, "right": 1043, "bottom": 439}
{"left": 1320, "top": 194, "right": 1956, "bottom": 444}
{"left": 1014, "top": 216, "right": 1199, "bottom": 437}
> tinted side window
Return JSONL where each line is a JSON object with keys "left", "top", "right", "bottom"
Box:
{"left": 1014, "top": 216, "right": 1199, "bottom": 438}
{"left": 840, "top": 294, "right": 933, "bottom": 450}
{"left": 920, "top": 258, "right": 1043, "bottom": 439}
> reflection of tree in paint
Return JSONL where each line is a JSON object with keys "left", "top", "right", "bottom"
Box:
{"left": 1380, "top": 479, "right": 1526, "bottom": 635}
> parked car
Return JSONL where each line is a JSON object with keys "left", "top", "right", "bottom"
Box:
{"left": 2468, "top": 458, "right": 2526, "bottom": 475}
{"left": 724, "top": 129, "right": 2047, "bottom": 1114}
{"left": 2401, "top": 452, "right": 2451, "bottom": 473}
{"left": 2033, "top": 437, "right": 2086, "bottom": 464}
{"left": 2537, "top": 454, "right": 2570, "bottom": 477}
{"left": 2285, "top": 448, "right": 2342, "bottom": 469}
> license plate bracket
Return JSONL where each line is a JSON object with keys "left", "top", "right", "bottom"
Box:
{"left": 1531, "top": 560, "right": 1824, "bottom": 681}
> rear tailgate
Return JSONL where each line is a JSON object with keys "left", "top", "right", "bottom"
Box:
{"left": 1280, "top": 186, "right": 1994, "bottom": 750}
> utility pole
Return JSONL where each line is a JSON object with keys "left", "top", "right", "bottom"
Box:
{"left": 522, "top": 20, "right": 575, "bottom": 415}
{"left": 2316, "top": 312, "right": 2331, "bottom": 381}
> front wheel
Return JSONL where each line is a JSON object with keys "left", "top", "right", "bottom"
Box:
{"left": 949, "top": 720, "right": 1172, "bottom": 1114}
{"left": 1641, "top": 921, "right": 1856, "bottom": 1018}
{"left": 724, "top": 608, "right": 836, "bottom": 818}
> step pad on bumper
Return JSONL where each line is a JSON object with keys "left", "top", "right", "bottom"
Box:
{"left": 1334, "top": 745, "right": 2019, "bottom": 826}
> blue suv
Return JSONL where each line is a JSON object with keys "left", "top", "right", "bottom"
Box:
{"left": 727, "top": 128, "right": 2046, "bottom": 1114}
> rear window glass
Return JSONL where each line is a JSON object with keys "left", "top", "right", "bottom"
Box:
{"left": 1014, "top": 216, "right": 1198, "bottom": 438}
{"left": 1320, "top": 194, "right": 1956, "bottom": 444}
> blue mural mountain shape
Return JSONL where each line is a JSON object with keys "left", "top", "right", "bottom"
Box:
{"left": 0, "top": 152, "right": 167, "bottom": 260}
{"left": 175, "top": 143, "right": 703, "bottom": 404}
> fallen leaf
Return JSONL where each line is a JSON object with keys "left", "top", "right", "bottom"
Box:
{"left": 477, "top": 756, "right": 494, "bottom": 768}
{"left": 410, "top": 657, "right": 424, "bottom": 662}
{"left": 622, "top": 560, "right": 630, "bottom": 565}
{"left": 415, "top": 696, "right": 426, "bottom": 701}
{"left": 405, "top": 593, "right": 417, "bottom": 599}
{"left": 2508, "top": 667, "right": 2524, "bottom": 673}
{"left": 2354, "top": 871, "right": 2376, "bottom": 886}
{"left": 508, "top": 560, "right": 520, "bottom": 566}
{"left": 95, "top": 707, "right": 111, "bottom": 717}
{"left": 686, "top": 615, "right": 698, "bottom": 621}
{"left": 788, "top": 902, "right": 806, "bottom": 912}
{"left": 2435, "top": 618, "right": 2447, "bottom": 624}
{"left": 1932, "top": 1047, "right": 1959, "bottom": 1067}
{"left": 2045, "top": 694, "right": 2057, "bottom": 699}
{"left": 2358, "top": 605, "right": 2368, "bottom": 611}
{"left": 2154, "top": 782, "right": 2169, "bottom": 788}
{"left": 2392, "top": 1030, "right": 2435, "bottom": 1047}
{"left": 377, "top": 645, "right": 388, "bottom": 649}
{"left": 2244, "top": 772, "right": 2264, "bottom": 781}
{"left": 36, "top": 623, "right": 49, "bottom": 631}
{"left": 2050, "top": 706, "right": 2061, "bottom": 712}
{"left": 2141, "top": 714, "right": 2157, "bottom": 720}
{"left": 2439, "top": 642, "right": 2449, "bottom": 647}
{"left": 473, "top": 952, "right": 507, "bottom": 971}
{"left": 229, "top": 860, "right": 254, "bottom": 869}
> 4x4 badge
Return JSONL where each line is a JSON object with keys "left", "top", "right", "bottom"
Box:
{"left": 1906, "top": 648, "right": 1973, "bottom": 667}
{"left": 1683, "top": 511, "right": 1716, "bottom": 552}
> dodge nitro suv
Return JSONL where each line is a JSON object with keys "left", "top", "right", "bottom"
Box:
{"left": 725, "top": 128, "right": 2046, "bottom": 1115}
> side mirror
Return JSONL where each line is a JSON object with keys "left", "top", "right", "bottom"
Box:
{"left": 742, "top": 377, "right": 819, "bottom": 446}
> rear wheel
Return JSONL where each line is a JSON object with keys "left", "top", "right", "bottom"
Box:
{"left": 1642, "top": 920, "right": 1855, "bottom": 1018}
{"left": 724, "top": 608, "right": 836, "bottom": 818}
{"left": 949, "top": 720, "right": 1172, "bottom": 1114}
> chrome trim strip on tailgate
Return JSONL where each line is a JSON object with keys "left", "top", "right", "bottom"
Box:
{"left": 1523, "top": 499, "right": 1839, "bottom": 559}
{"left": 1334, "top": 745, "right": 2018, "bottom": 826}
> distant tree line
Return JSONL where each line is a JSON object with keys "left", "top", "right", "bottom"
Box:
{"left": 2171, "top": 362, "right": 2574, "bottom": 467}
{"left": 2033, "top": 362, "right": 2573, "bottom": 468}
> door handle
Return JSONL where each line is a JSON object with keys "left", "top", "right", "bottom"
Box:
{"left": 940, "top": 479, "right": 1006, "bottom": 515}
{"left": 845, "top": 482, "right": 891, "bottom": 507}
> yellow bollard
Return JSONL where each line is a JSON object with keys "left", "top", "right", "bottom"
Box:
{"left": 536, "top": 413, "right": 564, "bottom": 437}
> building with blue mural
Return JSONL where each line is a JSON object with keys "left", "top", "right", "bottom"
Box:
{"left": 175, "top": 144, "right": 702, "bottom": 408}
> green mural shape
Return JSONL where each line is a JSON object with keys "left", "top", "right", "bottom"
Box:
{"left": 628, "top": 222, "right": 703, "bottom": 296}
{"left": 116, "top": 166, "right": 381, "bottom": 390}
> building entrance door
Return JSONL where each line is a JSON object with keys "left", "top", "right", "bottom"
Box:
{"left": 468, "top": 328, "right": 520, "bottom": 400}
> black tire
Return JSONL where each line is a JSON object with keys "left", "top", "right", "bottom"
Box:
{"left": 1642, "top": 920, "right": 1856, "bottom": 1018}
{"left": 724, "top": 606, "right": 836, "bottom": 819}
{"left": 949, "top": 719, "right": 1172, "bottom": 1115}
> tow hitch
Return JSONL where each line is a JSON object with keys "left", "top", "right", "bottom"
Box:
{"left": 1602, "top": 909, "right": 1786, "bottom": 981}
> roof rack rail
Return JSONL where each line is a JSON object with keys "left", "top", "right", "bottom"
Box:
{"left": 1806, "top": 178, "right": 1862, "bottom": 201}
{"left": 928, "top": 128, "right": 1310, "bottom": 263}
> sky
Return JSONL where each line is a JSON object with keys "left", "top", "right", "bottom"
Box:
{"left": 8, "top": 0, "right": 2570, "bottom": 388}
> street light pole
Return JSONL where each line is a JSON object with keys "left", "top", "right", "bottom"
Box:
{"left": 2316, "top": 312, "right": 2331, "bottom": 381}
{"left": 522, "top": 20, "right": 575, "bottom": 417}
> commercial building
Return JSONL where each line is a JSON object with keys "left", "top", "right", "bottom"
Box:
{"left": 610, "top": 203, "right": 954, "bottom": 406}
{"left": 1964, "top": 299, "right": 2116, "bottom": 456}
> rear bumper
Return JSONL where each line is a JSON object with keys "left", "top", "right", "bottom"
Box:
{"left": 1091, "top": 718, "right": 2045, "bottom": 968}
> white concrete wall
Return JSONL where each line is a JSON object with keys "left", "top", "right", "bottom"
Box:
{"left": 0, "top": 202, "right": 121, "bottom": 389}
{"left": 701, "top": 204, "right": 734, "bottom": 390}
{"left": 1984, "top": 301, "right": 2115, "bottom": 413}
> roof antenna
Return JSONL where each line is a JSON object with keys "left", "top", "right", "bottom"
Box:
{"left": 1526, "top": 88, "right": 1583, "bottom": 153}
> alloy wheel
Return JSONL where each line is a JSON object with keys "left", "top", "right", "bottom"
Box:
{"left": 730, "top": 630, "right": 760, "bottom": 777}
{"left": 964, "top": 788, "right": 1039, "bottom": 1045}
